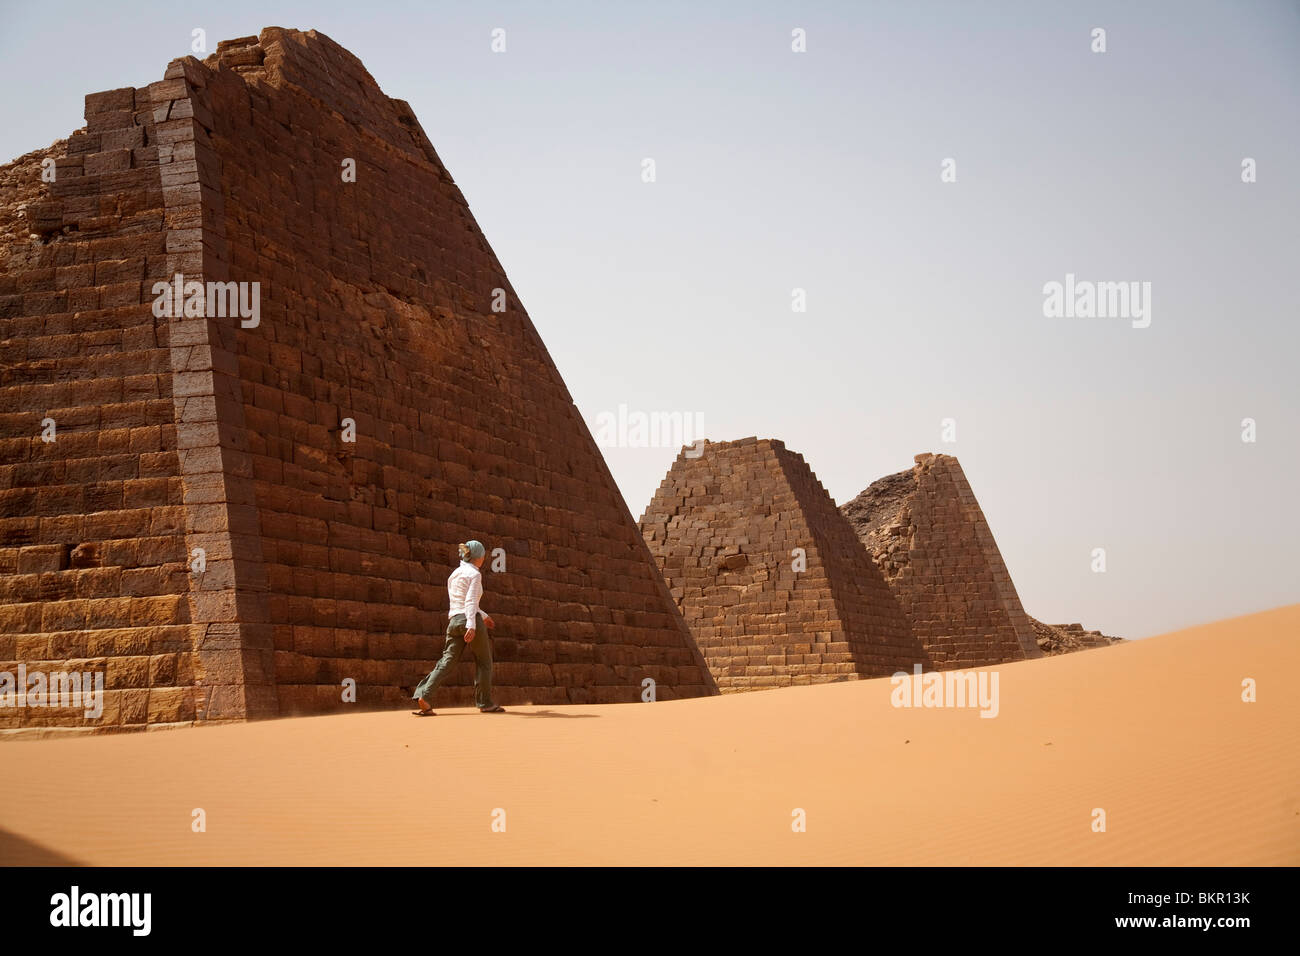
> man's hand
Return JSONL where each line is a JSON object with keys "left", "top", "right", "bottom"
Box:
{"left": 484, "top": 616, "right": 496, "bottom": 630}
{"left": 465, "top": 628, "right": 476, "bottom": 643}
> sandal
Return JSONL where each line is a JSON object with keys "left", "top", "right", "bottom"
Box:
{"left": 479, "top": 705, "right": 506, "bottom": 713}
{"left": 411, "top": 708, "right": 436, "bottom": 717}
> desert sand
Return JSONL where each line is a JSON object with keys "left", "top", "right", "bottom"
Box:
{"left": 1, "top": 604, "right": 1296, "bottom": 866}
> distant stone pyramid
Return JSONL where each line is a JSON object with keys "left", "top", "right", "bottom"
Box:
{"left": 840, "top": 453, "right": 1041, "bottom": 668}
{"left": 639, "top": 438, "right": 929, "bottom": 692}
{"left": 0, "top": 28, "right": 715, "bottom": 732}
{"left": 1030, "top": 619, "right": 1124, "bottom": 655}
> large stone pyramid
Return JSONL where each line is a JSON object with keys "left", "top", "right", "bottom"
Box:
{"left": 638, "top": 438, "right": 929, "bottom": 692}
{"left": 0, "top": 28, "right": 715, "bottom": 732}
{"left": 840, "top": 453, "right": 1041, "bottom": 667}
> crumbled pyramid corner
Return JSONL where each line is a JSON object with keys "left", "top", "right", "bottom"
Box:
{"left": 1029, "top": 618, "right": 1125, "bottom": 655}
{"left": 840, "top": 453, "right": 1042, "bottom": 668}
{"left": 0, "top": 27, "right": 716, "bottom": 733}
{"left": 639, "top": 437, "right": 929, "bottom": 692}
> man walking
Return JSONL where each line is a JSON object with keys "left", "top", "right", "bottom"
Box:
{"left": 412, "top": 539, "right": 506, "bottom": 715}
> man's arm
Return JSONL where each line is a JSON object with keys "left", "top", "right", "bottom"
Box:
{"left": 464, "top": 572, "right": 484, "bottom": 641}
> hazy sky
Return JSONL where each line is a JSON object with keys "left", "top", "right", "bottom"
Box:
{"left": 2, "top": 0, "right": 1297, "bottom": 638}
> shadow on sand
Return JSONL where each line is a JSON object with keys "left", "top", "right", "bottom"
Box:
{"left": 430, "top": 709, "right": 599, "bottom": 719}
{"left": 0, "top": 828, "right": 84, "bottom": 866}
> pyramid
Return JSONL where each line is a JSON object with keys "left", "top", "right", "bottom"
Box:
{"left": 638, "top": 438, "right": 929, "bottom": 692}
{"left": 0, "top": 28, "right": 715, "bottom": 732}
{"left": 840, "top": 453, "right": 1041, "bottom": 668}
{"left": 1030, "top": 619, "right": 1124, "bottom": 655}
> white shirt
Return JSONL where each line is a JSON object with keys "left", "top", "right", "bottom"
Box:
{"left": 448, "top": 561, "right": 489, "bottom": 626}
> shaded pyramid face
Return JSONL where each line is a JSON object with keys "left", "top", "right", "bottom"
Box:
{"left": 639, "top": 438, "right": 929, "bottom": 692}
{"left": 840, "top": 453, "right": 1041, "bottom": 668}
{"left": 0, "top": 27, "right": 715, "bottom": 731}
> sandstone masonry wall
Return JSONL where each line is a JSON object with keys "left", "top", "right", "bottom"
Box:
{"left": 0, "top": 85, "right": 198, "bottom": 730}
{"left": 0, "top": 28, "right": 715, "bottom": 731}
{"left": 841, "top": 453, "right": 1041, "bottom": 668}
{"left": 639, "top": 438, "right": 928, "bottom": 692}
{"left": 1030, "top": 618, "right": 1124, "bottom": 655}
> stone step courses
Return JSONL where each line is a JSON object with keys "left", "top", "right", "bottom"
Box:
{"left": 1, "top": 27, "right": 717, "bottom": 731}
{"left": 640, "top": 437, "right": 929, "bottom": 692}
{"left": 840, "top": 453, "right": 1042, "bottom": 668}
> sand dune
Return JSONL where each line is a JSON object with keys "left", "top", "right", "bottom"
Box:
{"left": 1, "top": 605, "right": 1296, "bottom": 866}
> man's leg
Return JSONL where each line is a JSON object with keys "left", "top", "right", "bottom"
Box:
{"left": 413, "top": 616, "right": 468, "bottom": 705}
{"left": 468, "top": 613, "right": 495, "bottom": 710}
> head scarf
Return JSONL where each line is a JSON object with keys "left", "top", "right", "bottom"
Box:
{"left": 460, "top": 540, "right": 486, "bottom": 561}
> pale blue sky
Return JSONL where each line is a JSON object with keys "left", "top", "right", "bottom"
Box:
{"left": 2, "top": 0, "right": 1297, "bottom": 638}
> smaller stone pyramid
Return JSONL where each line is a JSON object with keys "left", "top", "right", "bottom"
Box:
{"left": 1030, "top": 619, "right": 1124, "bottom": 655}
{"left": 639, "top": 438, "right": 929, "bottom": 692}
{"left": 840, "top": 453, "right": 1041, "bottom": 668}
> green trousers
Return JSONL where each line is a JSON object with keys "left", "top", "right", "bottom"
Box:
{"left": 413, "top": 613, "right": 494, "bottom": 709}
